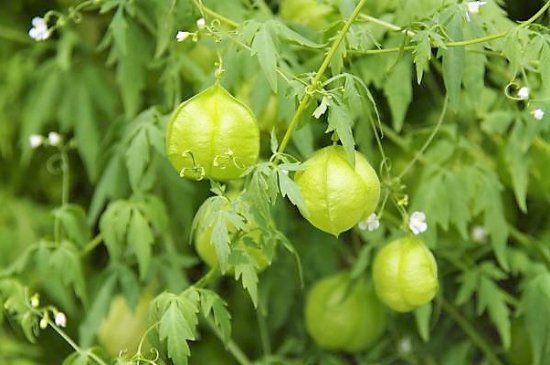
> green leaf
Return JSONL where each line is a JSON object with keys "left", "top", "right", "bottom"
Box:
{"left": 277, "top": 169, "right": 308, "bottom": 215}
{"left": 412, "top": 31, "right": 432, "bottom": 83}
{"left": 128, "top": 209, "right": 155, "bottom": 279}
{"left": 383, "top": 57, "right": 412, "bottom": 131}
{"left": 159, "top": 303, "right": 193, "bottom": 365}
{"left": 522, "top": 272, "right": 550, "bottom": 365}
{"left": 78, "top": 273, "right": 117, "bottom": 347}
{"left": 252, "top": 24, "right": 278, "bottom": 92}
{"left": 506, "top": 122, "right": 529, "bottom": 212}
{"left": 477, "top": 277, "right": 510, "bottom": 348}
{"left": 99, "top": 200, "right": 132, "bottom": 260}
{"left": 234, "top": 263, "right": 259, "bottom": 307}
{"left": 326, "top": 104, "right": 355, "bottom": 163}
{"left": 125, "top": 125, "right": 151, "bottom": 192}
{"left": 48, "top": 241, "right": 87, "bottom": 302}
{"left": 53, "top": 204, "right": 91, "bottom": 247}
{"left": 414, "top": 302, "right": 432, "bottom": 342}
{"left": 199, "top": 289, "right": 232, "bottom": 343}
{"left": 442, "top": 15, "right": 465, "bottom": 110}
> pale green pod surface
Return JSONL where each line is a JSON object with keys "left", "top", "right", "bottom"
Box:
{"left": 305, "top": 272, "right": 386, "bottom": 353}
{"left": 372, "top": 236, "right": 438, "bottom": 312}
{"left": 166, "top": 84, "right": 260, "bottom": 181}
{"left": 294, "top": 146, "right": 380, "bottom": 236}
{"left": 280, "top": 0, "right": 338, "bottom": 30}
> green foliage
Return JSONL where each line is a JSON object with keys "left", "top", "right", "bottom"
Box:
{"left": 0, "top": 0, "right": 549, "bottom": 364}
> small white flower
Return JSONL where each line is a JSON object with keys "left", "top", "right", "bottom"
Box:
{"left": 398, "top": 337, "right": 412, "bottom": 354}
{"left": 29, "top": 134, "right": 44, "bottom": 149}
{"left": 54, "top": 312, "right": 67, "bottom": 327}
{"left": 531, "top": 108, "right": 545, "bottom": 120}
{"left": 28, "top": 17, "right": 50, "bottom": 41}
{"left": 48, "top": 132, "right": 62, "bottom": 146}
{"left": 517, "top": 86, "right": 530, "bottom": 100}
{"left": 471, "top": 225, "right": 487, "bottom": 243}
{"left": 409, "top": 211, "right": 428, "bottom": 235}
{"left": 176, "top": 31, "right": 191, "bottom": 42}
{"left": 312, "top": 96, "right": 330, "bottom": 119}
{"left": 467, "top": 1, "right": 487, "bottom": 15}
{"left": 30, "top": 294, "right": 40, "bottom": 308}
{"left": 359, "top": 213, "right": 380, "bottom": 231}
{"left": 196, "top": 18, "right": 206, "bottom": 29}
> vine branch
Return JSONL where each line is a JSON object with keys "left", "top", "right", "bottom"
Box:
{"left": 277, "top": 0, "right": 368, "bottom": 154}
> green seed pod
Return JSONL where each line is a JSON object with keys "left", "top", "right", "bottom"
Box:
{"left": 294, "top": 145, "right": 380, "bottom": 236}
{"left": 305, "top": 272, "right": 386, "bottom": 352}
{"left": 165, "top": 84, "right": 260, "bottom": 181}
{"left": 372, "top": 236, "right": 438, "bottom": 312}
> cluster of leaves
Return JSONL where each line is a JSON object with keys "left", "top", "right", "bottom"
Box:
{"left": 0, "top": 0, "right": 549, "bottom": 365}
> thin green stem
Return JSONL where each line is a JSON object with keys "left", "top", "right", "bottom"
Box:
{"left": 81, "top": 234, "right": 103, "bottom": 256}
{"left": 206, "top": 317, "right": 252, "bottom": 365}
{"left": 29, "top": 306, "right": 108, "bottom": 365}
{"left": 277, "top": 0, "right": 367, "bottom": 154}
{"left": 256, "top": 309, "right": 271, "bottom": 357}
{"left": 61, "top": 149, "right": 70, "bottom": 206}
{"left": 398, "top": 96, "right": 448, "bottom": 179}
{"left": 194, "top": 267, "right": 220, "bottom": 289}
{"left": 193, "top": 0, "right": 239, "bottom": 28}
{"left": 518, "top": 0, "right": 550, "bottom": 28}
{"left": 359, "top": 14, "right": 415, "bottom": 37}
{"left": 508, "top": 225, "right": 550, "bottom": 269}
{"left": 440, "top": 299, "right": 504, "bottom": 365}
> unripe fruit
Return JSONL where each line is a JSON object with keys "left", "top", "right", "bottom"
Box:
{"left": 372, "top": 236, "right": 438, "bottom": 312}
{"left": 280, "top": 0, "right": 338, "bottom": 31}
{"left": 98, "top": 294, "right": 150, "bottom": 356}
{"left": 166, "top": 84, "right": 260, "bottom": 181}
{"left": 305, "top": 272, "right": 386, "bottom": 352}
{"left": 294, "top": 145, "right": 380, "bottom": 236}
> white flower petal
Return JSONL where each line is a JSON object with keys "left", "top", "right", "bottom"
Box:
{"left": 29, "top": 134, "right": 43, "bottom": 148}
{"left": 176, "top": 31, "right": 190, "bottom": 42}
{"left": 196, "top": 18, "right": 206, "bottom": 29}
{"left": 471, "top": 225, "right": 487, "bottom": 243}
{"left": 532, "top": 108, "right": 545, "bottom": 120}
{"left": 48, "top": 132, "right": 62, "bottom": 146}
{"left": 517, "top": 86, "right": 530, "bottom": 100}
{"left": 54, "top": 312, "right": 67, "bottom": 327}
{"left": 32, "top": 17, "right": 46, "bottom": 28}
{"left": 409, "top": 211, "right": 428, "bottom": 235}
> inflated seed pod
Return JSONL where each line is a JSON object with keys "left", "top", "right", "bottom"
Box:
{"left": 294, "top": 145, "right": 380, "bottom": 236}
{"left": 165, "top": 84, "right": 260, "bottom": 181}
{"left": 305, "top": 272, "right": 386, "bottom": 352}
{"left": 372, "top": 236, "right": 438, "bottom": 312}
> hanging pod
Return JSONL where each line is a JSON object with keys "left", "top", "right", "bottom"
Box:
{"left": 294, "top": 145, "right": 380, "bottom": 236}
{"left": 165, "top": 84, "right": 260, "bottom": 181}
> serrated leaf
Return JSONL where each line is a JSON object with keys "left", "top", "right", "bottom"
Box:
{"left": 49, "top": 241, "right": 87, "bottom": 302}
{"left": 199, "top": 289, "right": 231, "bottom": 343}
{"left": 442, "top": 15, "right": 465, "bottom": 110}
{"left": 53, "top": 204, "right": 91, "bottom": 247}
{"left": 128, "top": 209, "right": 155, "bottom": 279}
{"left": 252, "top": 25, "right": 278, "bottom": 92}
{"left": 99, "top": 201, "right": 132, "bottom": 260}
{"left": 277, "top": 169, "right": 308, "bottom": 215}
{"left": 234, "top": 263, "right": 259, "bottom": 307}
{"left": 445, "top": 172, "right": 470, "bottom": 238}
{"left": 522, "top": 273, "right": 550, "bottom": 365}
{"left": 125, "top": 126, "right": 151, "bottom": 192}
{"left": 383, "top": 57, "right": 412, "bottom": 131}
{"left": 477, "top": 277, "right": 510, "bottom": 348}
{"left": 412, "top": 31, "right": 432, "bottom": 83}
{"left": 415, "top": 302, "right": 432, "bottom": 342}
{"left": 159, "top": 302, "right": 194, "bottom": 365}
{"left": 326, "top": 104, "right": 355, "bottom": 163}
